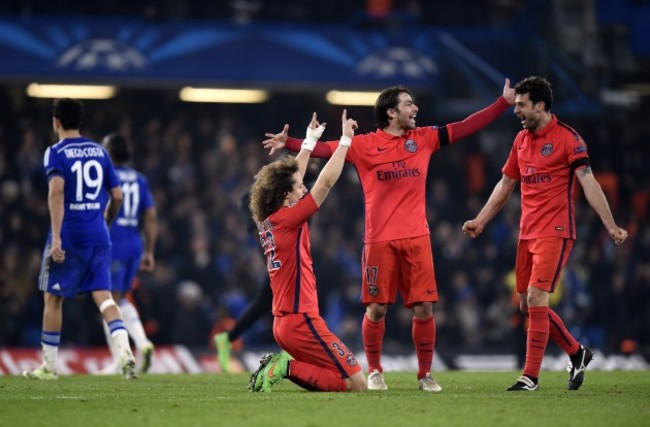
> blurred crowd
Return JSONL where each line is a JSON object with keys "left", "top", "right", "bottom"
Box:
{"left": 1, "top": 89, "right": 648, "bottom": 357}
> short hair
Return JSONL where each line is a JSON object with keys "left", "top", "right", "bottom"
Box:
{"left": 514, "top": 76, "right": 553, "bottom": 111}
{"left": 249, "top": 156, "right": 299, "bottom": 223}
{"left": 375, "top": 85, "right": 413, "bottom": 129}
{"left": 52, "top": 98, "right": 84, "bottom": 130}
{"left": 102, "top": 132, "right": 131, "bottom": 164}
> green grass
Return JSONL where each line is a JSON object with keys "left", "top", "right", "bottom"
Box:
{"left": 2, "top": 371, "right": 649, "bottom": 427}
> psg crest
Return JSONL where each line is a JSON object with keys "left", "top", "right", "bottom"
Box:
{"left": 404, "top": 139, "right": 418, "bottom": 153}
{"left": 541, "top": 143, "right": 553, "bottom": 156}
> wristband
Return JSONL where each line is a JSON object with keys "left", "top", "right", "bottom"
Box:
{"left": 301, "top": 138, "right": 317, "bottom": 151}
{"left": 339, "top": 135, "right": 352, "bottom": 147}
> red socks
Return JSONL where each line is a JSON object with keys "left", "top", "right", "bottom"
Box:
{"left": 523, "top": 306, "right": 550, "bottom": 379}
{"left": 548, "top": 308, "right": 580, "bottom": 355}
{"left": 287, "top": 360, "right": 347, "bottom": 392}
{"left": 412, "top": 315, "right": 436, "bottom": 379}
{"left": 362, "top": 314, "right": 385, "bottom": 373}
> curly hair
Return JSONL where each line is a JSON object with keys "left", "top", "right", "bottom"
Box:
{"left": 250, "top": 156, "right": 299, "bottom": 223}
{"left": 375, "top": 85, "right": 413, "bottom": 129}
{"left": 514, "top": 76, "right": 553, "bottom": 111}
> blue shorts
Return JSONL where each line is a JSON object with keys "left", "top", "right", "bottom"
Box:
{"left": 38, "top": 243, "right": 112, "bottom": 298}
{"left": 110, "top": 254, "right": 141, "bottom": 294}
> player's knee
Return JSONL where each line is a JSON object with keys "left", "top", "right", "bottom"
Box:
{"left": 413, "top": 301, "right": 434, "bottom": 318}
{"left": 366, "top": 303, "right": 387, "bottom": 320}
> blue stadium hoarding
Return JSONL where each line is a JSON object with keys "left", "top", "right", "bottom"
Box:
{"left": 0, "top": 18, "right": 442, "bottom": 89}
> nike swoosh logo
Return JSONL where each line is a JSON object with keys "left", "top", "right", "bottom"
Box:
{"left": 426, "top": 289, "right": 436, "bottom": 294}
{"left": 571, "top": 353, "right": 586, "bottom": 378}
{"left": 377, "top": 147, "right": 385, "bottom": 151}
{"left": 537, "top": 278, "right": 549, "bottom": 283}
{"left": 268, "top": 364, "right": 276, "bottom": 378}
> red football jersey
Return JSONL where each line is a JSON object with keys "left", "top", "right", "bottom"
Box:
{"left": 502, "top": 115, "right": 589, "bottom": 240}
{"left": 259, "top": 193, "right": 320, "bottom": 316}
{"left": 321, "top": 127, "right": 443, "bottom": 243}
{"left": 285, "top": 96, "right": 511, "bottom": 243}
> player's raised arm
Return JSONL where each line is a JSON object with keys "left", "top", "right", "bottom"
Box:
{"left": 310, "top": 110, "right": 356, "bottom": 207}
{"left": 295, "top": 112, "right": 327, "bottom": 178}
{"left": 263, "top": 121, "right": 335, "bottom": 159}
{"left": 444, "top": 78, "right": 516, "bottom": 144}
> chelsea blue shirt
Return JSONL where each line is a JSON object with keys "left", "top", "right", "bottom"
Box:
{"left": 110, "top": 165, "right": 155, "bottom": 259}
{"left": 43, "top": 137, "right": 120, "bottom": 247}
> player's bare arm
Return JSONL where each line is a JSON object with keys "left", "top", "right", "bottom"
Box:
{"left": 576, "top": 166, "right": 628, "bottom": 245}
{"left": 296, "top": 112, "right": 327, "bottom": 177}
{"left": 48, "top": 176, "right": 66, "bottom": 263}
{"left": 105, "top": 186, "right": 123, "bottom": 226}
{"left": 140, "top": 206, "right": 157, "bottom": 272}
{"left": 462, "top": 174, "right": 518, "bottom": 238}
{"left": 310, "top": 110, "right": 356, "bottom": 207}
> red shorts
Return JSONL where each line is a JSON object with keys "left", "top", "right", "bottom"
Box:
{"left": 361, "top": 235, "right": 438, "bottom": 307}
{"left": 273, "top": 313, "right": 361, "bottom": 379}
{"left": 515, "top": 237, "right": 574, "bottom": 293}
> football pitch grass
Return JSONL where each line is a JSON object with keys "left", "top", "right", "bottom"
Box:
{"left": 3, "top": 370, "right": 649, "bottom": 427}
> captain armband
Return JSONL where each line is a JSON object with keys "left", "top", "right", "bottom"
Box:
{"left": 570, "top": 157, "right": 591, "bottom": 174}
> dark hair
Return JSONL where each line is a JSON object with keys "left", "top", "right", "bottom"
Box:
{"left": 375, "top": 85, "right": 413, "bottom": 129}
{"left": 102, "top": 132, "right": 131, "bottom": 164}
{"left": 52, "top": 98, "right": 84, "bottom": 130}
{"left": 514, "top": 76, "right": 553, "bottom": 111}
{"left": 250, "top": 156, "right": 299, "bottom": 223}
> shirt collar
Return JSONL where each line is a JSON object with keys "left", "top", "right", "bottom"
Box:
{"left": 533, "top": 114, "right": 557, "bottom": 137}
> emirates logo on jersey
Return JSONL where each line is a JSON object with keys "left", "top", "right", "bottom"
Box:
{"left": 404, "top": 139, "right": 418, "bottom": 153}
{"left": 541, "top": 143, "right": 553, "bottom": 156}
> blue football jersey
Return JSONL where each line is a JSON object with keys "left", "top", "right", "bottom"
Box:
{"left": 43, "top": 137, "right": 120, "bottom": 247}
{"left": 110, "top": 166, "right": 155, "bottom": 259}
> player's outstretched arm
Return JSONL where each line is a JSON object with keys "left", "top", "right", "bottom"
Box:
{"left": 263, "top": 123, "right": 335, "bottom": 159}
{"left": 462, "top": 174, "right": 517, "bottom": 238}
{"left": 310, "top": 110, "right": 357, "bottom": 207}
{"left": 446, "top": 78, "right": 515, "bottom": 143}
{"left": 576, "top": 166, "right": 628, "bottom": 245}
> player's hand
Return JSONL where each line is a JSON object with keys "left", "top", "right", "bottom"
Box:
{"left": 263, "top": 124, "right": 289, "bottom": 156}
{"left": 50, "top": 238, "right": 65, "bottom": 263}
{"left": 609, "top": 227, "right": 628, "bottom": 245}
{"left": 341, "top": 109, "right": 357, "bottom": 141}
{"left": 140, "top": 253, "right": 155, "bottom": 272}
{"left": 502, "top": 78, "right": 516, "bottom": 105}
{"left": 306, "top": 112, "right": 326, "bottom": 140}
{"left": 462, "top": 219, "right": 484, "bottom": 239}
